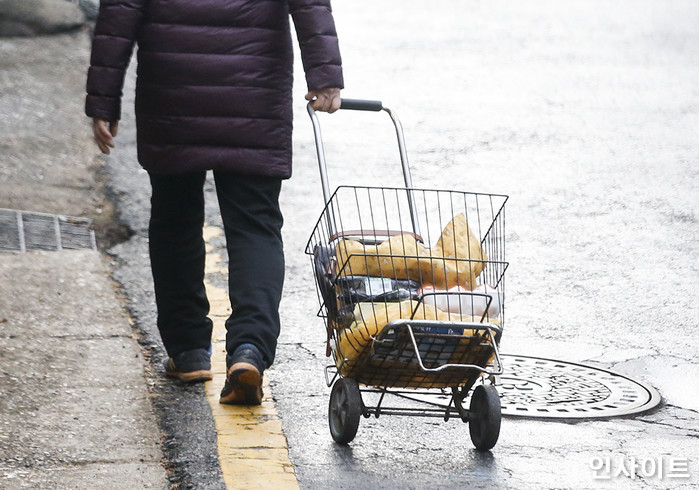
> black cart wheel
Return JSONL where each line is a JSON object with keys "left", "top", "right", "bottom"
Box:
{"left": 328, "top": 378, "right": 362, "bottom": 444}
{"left": 468, "top": 384, "right": 502, "bottom": 451}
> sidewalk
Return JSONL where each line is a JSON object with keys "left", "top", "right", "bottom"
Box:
{"left": 0, "top": 251, "right": 166, "bottom": 487}
{"left": 0, "top": 32, "right": 168, "bottom": 488}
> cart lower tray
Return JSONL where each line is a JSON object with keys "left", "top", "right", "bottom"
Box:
{"left": 335, "top": 320, "right": 500, "bottom": 389}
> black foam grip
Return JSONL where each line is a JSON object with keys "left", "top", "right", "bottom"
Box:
{"left": 339, "top": 99, "right": 384, "bottom": 112}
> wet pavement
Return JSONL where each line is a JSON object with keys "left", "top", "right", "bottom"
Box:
{"left": 271, "top": 0, "right": 699, "bottom": 487}
{"left": 105, "top": 0, "right": 697, "bottom": 487}
{"left": 1, "top": 0, "right": 697, "bottom": 488}
{"left": 106, "top": 0, "right": 697, "bottom": 487}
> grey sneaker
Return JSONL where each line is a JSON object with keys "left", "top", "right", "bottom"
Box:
{"left": 219, "top": 344, "right": 265, "bottom": 405}
{"left": 165, "top": 348, "right": 213, "bottom": 383}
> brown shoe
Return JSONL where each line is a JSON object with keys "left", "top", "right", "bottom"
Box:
{"left": 219, "top": 362, "right": 263, "bottom": 405}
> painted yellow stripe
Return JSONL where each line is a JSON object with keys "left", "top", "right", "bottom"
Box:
{"left": 202, "top": 225, "right": 299, "bottom": 489}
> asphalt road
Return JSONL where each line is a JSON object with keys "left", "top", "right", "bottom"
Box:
{"left": 104, "top": 1, "right": 697, "bottom": 487}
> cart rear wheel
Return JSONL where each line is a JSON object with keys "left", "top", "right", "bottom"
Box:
{"left": 329, "top": 378, "right": 362, "bottom": 444}
{"left": 468, "top": 384, "right": 501, "bottom": 451}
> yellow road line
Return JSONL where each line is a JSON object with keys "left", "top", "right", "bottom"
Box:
{"left": 203, "top": 225, "right": 299, "bottom": 489}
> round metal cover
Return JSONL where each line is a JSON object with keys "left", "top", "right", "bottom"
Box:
{"left": 497, "top": 354, "right": 661, "bottom": 419}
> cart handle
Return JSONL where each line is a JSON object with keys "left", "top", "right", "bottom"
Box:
{"left": 339, "top": 98, "right": 383, "bottom": 111}
{"left": 307, "top": 98, "right": 422, "bottom": 239}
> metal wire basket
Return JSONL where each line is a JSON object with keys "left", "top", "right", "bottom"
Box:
{"left": 306, "top": 185, "right": 508, "bottom": 390}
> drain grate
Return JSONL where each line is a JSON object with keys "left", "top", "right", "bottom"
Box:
{"left": 497, "top": 355, "right": 661, "bottom": 419}
{"left": 0, "top": 208, "right": 96, "bottom": 253}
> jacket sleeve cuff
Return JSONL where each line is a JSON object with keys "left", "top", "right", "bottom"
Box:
{"left": 85, "top": 95, "right": 121, "bottom": 121}
{"left": 305, "top": 64, "right": 344, "bottom": 92}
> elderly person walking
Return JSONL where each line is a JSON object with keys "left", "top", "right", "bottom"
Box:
{"left": 86, "top": 0, "right": 343, "bottom": 405}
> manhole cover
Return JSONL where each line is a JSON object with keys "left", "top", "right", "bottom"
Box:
{"left": 498, "top": 354, "right": 661, "bottom": 419}
{"left": 0, "top": 208, "right": 96, "bottom": 253}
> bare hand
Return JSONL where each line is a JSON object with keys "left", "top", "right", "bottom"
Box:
{"left": 92, "top": 118, "right": 119, "bottom": 155}
{"left": 305, "top": 87, "right": 341, "bottom": 113}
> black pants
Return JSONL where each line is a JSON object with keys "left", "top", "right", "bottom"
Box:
{"left": 148, "top": 171, "right": 284, "bottom": 369}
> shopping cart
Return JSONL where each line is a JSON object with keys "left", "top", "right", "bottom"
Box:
{"left": 305, "top": 99, "right": 508, "bottom": 450}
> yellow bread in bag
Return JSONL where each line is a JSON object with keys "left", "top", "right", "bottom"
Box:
{"left": 430, "top": 213, "right": 487, "bottom": 288}
{"left": 334, "top": 214, "right": 487, "bottom": 289}
{"left": 335, "top": 234, "right": 427, "bottom": 279}
{"left": 335, "top": 299, "right": 500, "bottom": 373}
{"left": 336, "top": 300, "right": 420, "bottom": 362}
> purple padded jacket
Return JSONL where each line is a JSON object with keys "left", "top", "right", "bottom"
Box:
{"left": 85, "top": 0, "right": 343, "bottom": 177}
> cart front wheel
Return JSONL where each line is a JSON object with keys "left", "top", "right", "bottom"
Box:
{"left": 329, "top": 378, "right": 362, "bottom": 444}
{"left": 468, "top": 384, "right": 501, "bottom": 451}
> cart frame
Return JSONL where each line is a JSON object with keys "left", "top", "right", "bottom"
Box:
{"left": 306, "top": 99, "right": 508, "bottom": 450}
